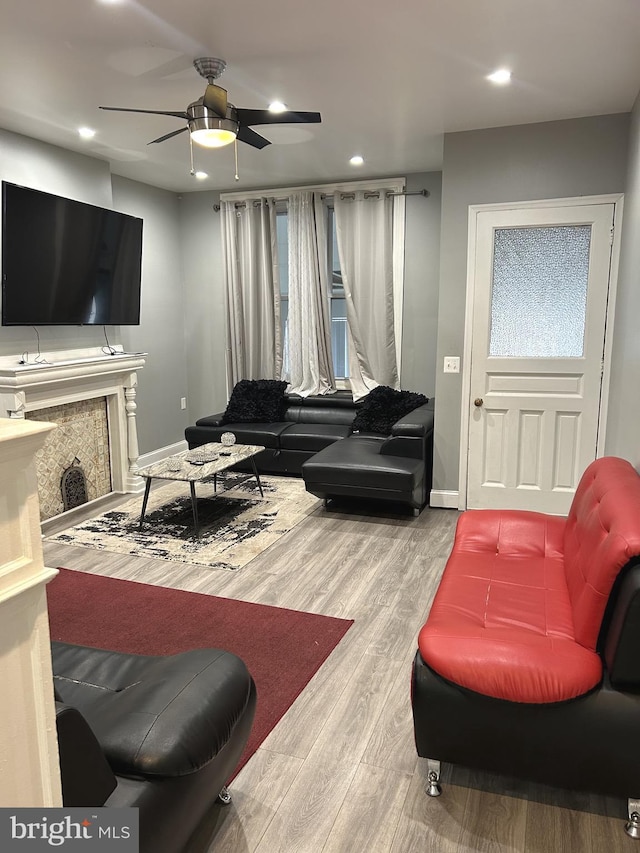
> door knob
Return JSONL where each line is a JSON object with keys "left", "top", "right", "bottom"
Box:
{"left": 474, "top": 398, "right": 484, "bottom": 407}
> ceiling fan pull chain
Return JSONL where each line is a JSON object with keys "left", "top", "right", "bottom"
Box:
{"left": 234, "top": 140, "right": 239, "bottom": 181}
{"left": 189, "top": 132, "right": 195, "bottom": 176}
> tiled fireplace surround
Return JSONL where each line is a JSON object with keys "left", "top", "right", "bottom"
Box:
{"left": 0, "top": 347, "right": 146, "bottom": 521}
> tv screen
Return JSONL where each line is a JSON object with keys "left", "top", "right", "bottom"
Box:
{"left": 1, "top": 182, "right": 143, "bottom": 325}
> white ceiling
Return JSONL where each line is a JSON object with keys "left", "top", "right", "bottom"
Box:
{"left": 2, "top": 0, "right": 640, "bottom": 194}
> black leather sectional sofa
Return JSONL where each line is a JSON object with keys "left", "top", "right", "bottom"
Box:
{"left": 185, "top": 391, "right": 434, "bottom": 513}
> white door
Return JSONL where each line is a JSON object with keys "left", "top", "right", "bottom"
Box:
{"left": 467, "top": 201, "right": 616, "bottom": 514}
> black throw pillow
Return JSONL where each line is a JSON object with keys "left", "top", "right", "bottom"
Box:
{"left": 221, "top": 379, "right": 289, "bottom": 424}
{"left": 352, "top": 386, "right": 429, "bottom": 435}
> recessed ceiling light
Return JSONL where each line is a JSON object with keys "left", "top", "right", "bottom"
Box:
{"left": 349, "top": 155, "right": 364, "bottom": 166}
{"left": 78, "top": 127, "right": 96, "bottom": 139}
{"left": 194, "top": 171, "right": 208, "bottom": 180}
{"left": 487, "top": 68, "right": 511, "bottom": 85}
{"left": 268, "top": 101, "right": 287, "bottom": 113}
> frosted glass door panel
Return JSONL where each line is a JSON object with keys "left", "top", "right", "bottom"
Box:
{"left": 489, "top": 225, "right": 591, "bottom": 358}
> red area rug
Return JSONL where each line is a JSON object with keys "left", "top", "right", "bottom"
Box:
{"left": 47, "top": 568, "right": 354, "bottom": 776}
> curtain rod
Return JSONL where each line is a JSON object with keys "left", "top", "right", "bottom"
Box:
{"left": 212, "top": 188, "right": 429, "bottom": 212}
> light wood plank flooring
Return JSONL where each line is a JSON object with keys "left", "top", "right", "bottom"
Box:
{"left": 43, "top": 494, "right": 637, "bottom": 853}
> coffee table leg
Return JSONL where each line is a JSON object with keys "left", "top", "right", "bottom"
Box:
{"left": 190, "top": 481, "right": 200, "bottom": 535}
{"left": 139, "top": 478, "right": 152, "bottom": 528}
{"left": 250, "top": 457, "right": 264, "bottom": 497}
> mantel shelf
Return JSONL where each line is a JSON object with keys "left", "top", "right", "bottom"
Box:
{"left": 0, "top": 347, "right": 146, "bottom": 495}
{"left": 0, "top": 348, "right": 147, "bottom": 388}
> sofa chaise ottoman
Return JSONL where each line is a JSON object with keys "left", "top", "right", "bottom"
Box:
{"left": 301, "top": 399, "right": 434, "bottom": 513}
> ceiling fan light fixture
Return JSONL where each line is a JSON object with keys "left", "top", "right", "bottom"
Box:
{"left": 268, "top": 101, "right": 287, "bottom": 113}
{"left": 190, "top": 125, "right": 237, "bottom": 148}
{"left": 188, "top": 102, "right": 238, "bottom": 148}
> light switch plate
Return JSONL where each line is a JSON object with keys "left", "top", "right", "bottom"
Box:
{"left": 443, "top": 356, "right": 460, "bottom": 374}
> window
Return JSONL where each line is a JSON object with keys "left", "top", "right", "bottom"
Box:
{"left": 277, "top": 206, "right": 350, "bottom": 380}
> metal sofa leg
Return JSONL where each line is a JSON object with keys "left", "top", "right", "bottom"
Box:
{"left": 426, "top": 759, "right": 442, "bottom": 797}
{"left": 217, "top": 786, "right": 232, "bottom": 805}
{"left": 625, "top": 799, "right": 640, "bottom": 838}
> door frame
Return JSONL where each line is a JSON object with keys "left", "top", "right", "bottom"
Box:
{"left": 457, "top": 193, "right": 624, "bottom": 511}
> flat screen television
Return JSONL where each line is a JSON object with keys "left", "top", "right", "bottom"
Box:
{"left": 1, "top": 181, "right": 143, "bottom": 325}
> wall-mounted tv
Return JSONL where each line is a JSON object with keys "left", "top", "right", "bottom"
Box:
{"left": 1, "top": 182, "right": 143, "bottom": 326}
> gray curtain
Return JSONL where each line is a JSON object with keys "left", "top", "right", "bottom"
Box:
{"left": 285, "top": 191, "right": 335, "bottom": 396}
{"left": 221, "top": 198, "right": 282, "bottom": 390}
{"left": 333, "top": 191, "right": 400, "bottom": 400}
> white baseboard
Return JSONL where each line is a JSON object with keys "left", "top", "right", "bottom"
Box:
{"left": 138, "top": 440, "right": 188, "bottom": 468}
{"left": 430, "top": 489, "right": 460, "bottom": 509}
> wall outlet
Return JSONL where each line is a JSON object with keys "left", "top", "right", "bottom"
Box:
{"left": 443, "top": 356, "right": 460, "bottom": 374}
{"left": 180, "top": 397, "right": 187, "bottom": 410}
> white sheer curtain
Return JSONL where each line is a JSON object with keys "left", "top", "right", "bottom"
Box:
{"left": 333, "top": 190, "right": 401, "bottom": 400}
{"left": 221, "top": 197, "right": 282, "bottom": 390}
{"left": 285, "top": 191, "right": 335, "bottom": 396}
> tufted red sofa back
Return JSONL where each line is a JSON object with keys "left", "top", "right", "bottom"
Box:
{"left": 563, "top": 457, "right": 640, "bottom": 650}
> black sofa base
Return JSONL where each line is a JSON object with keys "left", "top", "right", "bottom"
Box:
{"left": 412, "top": 651, "right": 640, "bottom": 799}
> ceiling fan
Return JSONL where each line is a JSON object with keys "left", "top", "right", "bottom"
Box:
{"left": 99, "top": 57, "right": 321, "bottom": 150}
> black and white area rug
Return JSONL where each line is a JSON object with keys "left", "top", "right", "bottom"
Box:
{"left": 47, "top": 473, "right": 321, "bottom": 571}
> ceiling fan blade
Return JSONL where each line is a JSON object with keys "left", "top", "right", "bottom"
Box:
{"left": 148, "top": 127, "right": 188, "bottom": 145}
{"left": 202, "top": 84, "right": 228, "bottom": 117}
{"left": 237, "top": 126, "right": 271, "bottom": 150}
{"left": 99, "top": 106, "right": 190, "bottom": 119}
{"left": 236, "top": 108, "right": 321, "bottom": 126}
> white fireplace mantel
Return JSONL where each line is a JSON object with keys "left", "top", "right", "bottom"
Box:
{"left": 0, "top": 346, "right": 146, "bottom": 494}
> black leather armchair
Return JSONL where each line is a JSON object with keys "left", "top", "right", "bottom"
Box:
{"left": 53, "top": 642, "right": 257, "bottom": 853}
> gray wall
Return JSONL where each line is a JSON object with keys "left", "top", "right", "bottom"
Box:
{"left": 111, "top": 176, "right": 188, "bottom": 454}
{"left": 178, "top": 190, "right": 227, "bottom": 422}
{"left": 401, "top": 171, "right": 441, "bottom": 397}
{"left": 0, "top": 128, "right": 188, "bottom": 456}
{"left": 179, "top": 171, "right": 443, "bottom": 424}
{"left": 605, "top": 95, "right": 640, "bottom": 465}
{"left": 434, "top": 113, "right": 630, "bottom": 495}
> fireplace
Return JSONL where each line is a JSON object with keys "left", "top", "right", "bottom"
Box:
{"left": 0, "top": 347, "right": 146, "bottom": 521}
{"left": 27, "top": 398, "right": 111, "bottom": 521}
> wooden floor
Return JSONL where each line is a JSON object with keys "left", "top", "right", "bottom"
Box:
{"left": 43, "top": 495, "right": 637, "bottom": 853}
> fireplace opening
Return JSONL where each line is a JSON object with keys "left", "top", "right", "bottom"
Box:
{"left": 27, "top": 397, "right": 112, "bottom": 520}
{"left": 61, "top": 458, "right": 88, "bottom": 511}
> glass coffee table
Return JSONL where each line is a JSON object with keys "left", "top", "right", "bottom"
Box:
{"left": 138, "top": 443, "right": 264, "bottom": 536}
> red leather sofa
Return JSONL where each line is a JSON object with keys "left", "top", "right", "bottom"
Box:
{"left": 412, "top": 456, "right": 640, "bottom": 836}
